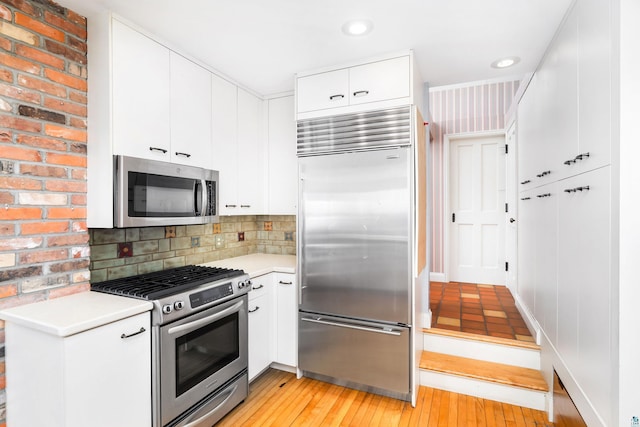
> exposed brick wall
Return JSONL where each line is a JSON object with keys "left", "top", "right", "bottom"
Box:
{"left": 0, "top": 0, "right": 89, "bottom": 423}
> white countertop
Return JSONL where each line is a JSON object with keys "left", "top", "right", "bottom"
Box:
{"left": 0, "top": 292, "right": 153, "bottom": 337}
{"left": 201, "top": 253, "right": 296, "bottom": 278}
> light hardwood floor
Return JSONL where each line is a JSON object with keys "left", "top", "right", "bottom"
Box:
{"left": 217, "top": 369, "right": 553, "bottom": 426}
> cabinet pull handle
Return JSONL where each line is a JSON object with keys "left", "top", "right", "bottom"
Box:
{"left": 575, "top": 152, "right": 590, "bottom": 161}
{"left": 520, "top": 197, "right": 531, "bottom": 201}
{"left": 353, "top": 90, "right": 369, "bottom": 98}
{"left": 279, "top": 280, "right": 293, "bottom": 285}
{"left": 520, "top": 180, "right": 531, "bottom": 185}
{"left": 564, "top": 158, "right": 577, "bottom": 165}
{"left": 329, "top": 94, "right": 345, "bottom": 101}
{"left": 536, "top": 171, "right": 551, "bottom": 178}
{"left": 149, "top": 147, "right": 167, "bottom": 154}
{"left": 248, "top": 306, "right": 260, "bottom": 313}
{"left": 536, "top": 193, "right": 552, "bottom": 198}
{"left": 175, "top": 152, "right": 191, "bottom": 158}
{"left": 252, "top": 284, "right": 264, "bottom": 291}
{"left": 565, "top": 185, "right": 590, "bottom": 193}
{"left": 121, "top": 327, "right": 146, "bottom": 339}
{"left": 240, "top": 205, "right": 251, "bottom": 208}
{"left": 225, "top": 204, "right": 237, "bottom": 208}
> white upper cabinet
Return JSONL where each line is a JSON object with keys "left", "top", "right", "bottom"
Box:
{"left": 112, "top": 19, "right": 171, "bottom": 161}
{"left": 296, "top": 52, "right": 421, "bottom": 120}
{"left": 170, "top": 52, "right": 212, "bottom": 169}
{"left": 267, "top": 96, "right": 297, "bottom": 215}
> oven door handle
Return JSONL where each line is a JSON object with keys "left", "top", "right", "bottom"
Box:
{"left": 181, "top": 383, "right": 238, "bottom": 427}
{"left": 167, "top": 300, "right": 243, "bottom": 336}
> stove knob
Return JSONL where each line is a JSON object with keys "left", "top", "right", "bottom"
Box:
{"left": 245, "top": 279, "right": 252, "bottom": 289}
{"left": 174, "top": 301, "right": 185, "bottom": 310}
{"left": 162, "top": 304, "right": 173, "bottom": 314}
{"left": 238, "top": 281, "right": 245, "bottom": 289}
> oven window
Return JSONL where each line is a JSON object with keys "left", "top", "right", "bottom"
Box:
{"left": 175, "top": 312, "right": 239, "bottom": 396}
{"left": 128, "top": 171, "right": 197, "bottom": 217}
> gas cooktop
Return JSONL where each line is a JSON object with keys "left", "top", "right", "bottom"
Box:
{"left": 91, "top": 265, "right": 246, "bottom": 301}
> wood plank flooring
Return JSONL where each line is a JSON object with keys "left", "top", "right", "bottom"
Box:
{"left": 217, "top": 369, "right": 553, "bottom": 426}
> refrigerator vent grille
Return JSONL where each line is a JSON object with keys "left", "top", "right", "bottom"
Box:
{"left": 296, "top": 106, "right": 412, "bottom": 156}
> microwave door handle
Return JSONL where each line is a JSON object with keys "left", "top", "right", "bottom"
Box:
{"left": 199, "top": 179, "right": 208, "bottom": 217}
{"left": 167, "top": 300, "right": 243, "bottom": 336}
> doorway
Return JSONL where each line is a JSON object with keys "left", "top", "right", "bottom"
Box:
{"left": 445, "top": 132, "right": 507, "bottom": 285}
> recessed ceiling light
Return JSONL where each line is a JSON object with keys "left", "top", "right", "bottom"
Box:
{"left": 342, "top": 20, "right": 373, "bottom": 36}
{"left": 491, "top": 56, "right": 520, "bottom": 69}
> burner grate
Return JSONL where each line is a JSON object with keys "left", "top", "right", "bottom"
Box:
{"left": 91, "top": 265, "right": 245, "bottom": 300}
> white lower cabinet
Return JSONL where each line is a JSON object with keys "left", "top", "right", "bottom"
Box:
{"left": 6, "top": 312, "right": 151, "bottom": 427}
{"left": 274, "top": 273, "right": 298, "bottom": 367}
{"left": 248, "top": 274, "right": 273, "bottom": 381}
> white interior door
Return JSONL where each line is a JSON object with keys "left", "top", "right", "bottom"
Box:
{"left": 449, "top": 134, "right": 506, "bottom": 285}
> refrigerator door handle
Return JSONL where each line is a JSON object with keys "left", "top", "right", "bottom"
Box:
{"left": 300, "top": 316, "right": 402, "bottom": 336}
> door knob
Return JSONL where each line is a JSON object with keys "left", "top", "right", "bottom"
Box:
{"left": 509, "top": 218, "right": 516, "bottom": 223}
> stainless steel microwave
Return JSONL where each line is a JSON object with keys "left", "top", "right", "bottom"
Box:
{"left": 114, "top": 155, "right": 218, "bottom": 228}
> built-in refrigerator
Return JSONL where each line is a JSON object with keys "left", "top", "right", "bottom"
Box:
{"left": 297, "top": 106, "right": 427, "bottom": 403}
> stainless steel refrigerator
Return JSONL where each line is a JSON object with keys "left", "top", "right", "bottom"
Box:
{"left": 297, "top": 106, "right": 424, "bottom": 402}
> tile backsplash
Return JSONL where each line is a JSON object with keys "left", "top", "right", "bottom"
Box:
{"left": 89, "top": 215, "right": 296, "bottom": 282}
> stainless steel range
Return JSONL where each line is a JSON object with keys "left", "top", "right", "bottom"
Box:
{"left": 92, "top": 265, "right": 251, "bottom": 427}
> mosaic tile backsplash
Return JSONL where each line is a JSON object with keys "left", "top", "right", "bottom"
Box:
{"left": 89, "top": 215, "right": 296, "bottom": 282}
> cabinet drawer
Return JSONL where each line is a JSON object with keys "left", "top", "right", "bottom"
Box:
{"left": 248, "top": 274, "right": 271, "bottom": 301}
{"left": 297, "top": 68, "right": 349, "bottom": 113}
{"left": 349, "top": 56, "right": 410, "bottom": 106}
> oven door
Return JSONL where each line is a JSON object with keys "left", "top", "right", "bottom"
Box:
{"left": 159, "top": 295, "right": 247, "bottom": 426}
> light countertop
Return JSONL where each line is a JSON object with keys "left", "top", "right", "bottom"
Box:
{"left": 200, "top": 253, "right": 296, "bottom": 278}
{"left": 0, "top": 292, "right": 153, "bottom": 337}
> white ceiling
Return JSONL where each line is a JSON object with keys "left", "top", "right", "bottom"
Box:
{"left": 55, "top": 0, "right": 573, "bottom": 96}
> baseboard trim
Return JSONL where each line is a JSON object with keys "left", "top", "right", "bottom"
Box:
{"left": 512, "top": 292, "right": 541, "bottom": 345}
{"left": 430, "top": 272, "right": 445, "bottom": 282}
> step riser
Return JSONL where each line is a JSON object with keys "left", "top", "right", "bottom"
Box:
{"left": 424, "top": 333, "right": 541, "bottom": 370}
{"left": 419, "top": 370, "right": 546, "bottom": 411}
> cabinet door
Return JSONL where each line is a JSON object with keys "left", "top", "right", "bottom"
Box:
{"left": 274, "top": 273, "right": 297, "bottom": 367}
{"left": 237, "top": 88, "right": 265, "bottom": 213}
{"left": 517, "top": 189, "right": 536, "bottom": 313}
{"left": 248, "top": 293, "right": 272, "bottom": 381}
{"left": 212, "top": 74, "right": 238, "bottom": 214}
{"left": 112, "top": 19, "right": 171, "bottom": 161}
{"left": 268, "top": 96, "right": 297, "bottom": 214}
{"left": 170, "top": 53, "right": 212, "bottom": 168}
{"left": 557, "top": 167, "right": 611, "bottom": 416}
{"left": 65, "top": 312, "right": 151, "bottom": 427}
{"left": 296, "top": 68, "right": 349, "bottom": 113}
{"left": 517, "top": 74, "right": 539, "bottom": 189}
{"left": 349, "top": 56, "right": 411, "bottom": 106}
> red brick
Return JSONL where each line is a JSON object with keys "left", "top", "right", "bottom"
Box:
{"left": 0, "top": 191, "right": 13, "bottom": 204}
{"left": 43, "top": 96, "right": 86, "bottom": 116}
{"left": 43, "top": 11, "right": 87, "bottom": 40}
{"left": 0, "top": 236, "right": 42, "bottom": 251}
{"left": 0, "top": 285, "right": 18, "bottom": 300}
{"left": 0, "top": 291, "right": 46, "bottom": 310}
{"left": 15, "top": 12, "right": 65, "bottom": 42}
{"left": 69, "top": 91, "right": 86, "bottom": 104}
{"left": 0, "top": 69, "right": 12, "bottom": 83}
{"left": 0, "top": 207, "right": 42, "bottom": 220}
{"left": 49, "top": 282, "right": 90, "bottom": 299}
{"left": 44, "top": 39, "right": 86, "bottom": 65}
{"left": 0, "top": 130, "right": 11, "bottom": 142}
{"left": 0, "top": 0, "right": 35, "bottom": 16}
{"left": 0, "top": 176, "right": 41, "bottom": 190}
{"left": 0, "top": 5, "right": 11, "bottom": 21}
{"left": 19, "top": 163, "right": 67, "bottom": 178}
{"left": 66, "top": 10, "right": 86, "bottom": 28}
{"left": 44, "top": 68, "right": 86, "bottom": 91}
{"left": 15, "top": 44, "right": 65, "bottom": 69}
{"left": 72, "top": 221, "right": 86, "bottom": 232}
{"left": 0, "top": 82, "right": 40, "bottom": 104}
{"left": 71, "top": 194, "right": 85, "bottom": 205}
{"left": 47, "top": 207, "right": 86, "bottom": 219}
{"left": 0, "top": 115, "right": 41, "bottom": 133}
{"left": 48, "top": 233, "right": 88, "bottom": 246}
{"left": 49, "top": 258, "right": 88, "bottom": 272}
{"left": 18, "top": 74, "right": 66, "bottom": 97}
{"left": 0, "top": 145, "right": 42, "bottom": 162}
{"left": 0, "top": 224, "right": 14, "bottom": 235}
{"left": 21, "top": 221, "right": 69, "bottom": 235}
{"left": 46, "top": 152, "right": 86, "bottom": 167}
{"left": 19, "top": 248, "right": 67, "bottom": 264}
{"left": 67, "top": 36, "right": 86, "bottom": 54}
{"left": 69, "top": 142, "right": 86, "bottom": 155}
{"left": 44, "top": 124, "right": 87, "bottom": 143}
{"left": 17, "top": 134, "right": 67, "bottom": 151}
{"left": 70, "top": 169, "right": 86, "bottom": 181}
{"left": 0, "top": 37, "right": 10, "bottom": 52}
{"left": 45, "top": 179, "right": 86, "bottom": 193}
{"left": 0, "top": 51, "right": 41, "bottom": 74}
{"left": 69, "top": 117, "right": 86, "bottom": 129}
